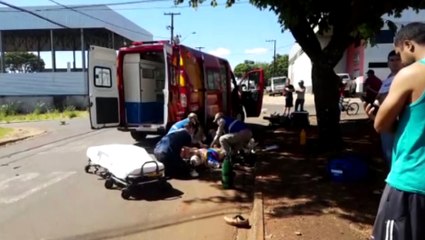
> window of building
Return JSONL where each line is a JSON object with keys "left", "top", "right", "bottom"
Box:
{"left": 368, "top": 62, "right": 388, "bottom": 68}
{"left": 373, "top": 30, "right": 395, "bottom": 44}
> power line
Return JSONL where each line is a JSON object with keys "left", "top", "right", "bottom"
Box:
{"left": 47, "top": 0, "right": 166, "bottom": 39}
{"left": 0, "top": 0, "right": 69, "bottom": 28}
{"left": 0, "top": 1, "right": 250, "bottom": 12}
{"left": 164, "top": 12, "right": 180, "bottom": 43}
{"left": 59, "top": 0, "right": 172, "bottom": 9}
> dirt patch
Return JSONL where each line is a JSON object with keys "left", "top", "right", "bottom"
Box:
{"left": 0, "top": 127, "right": 46, "bottom": 146}
{"left": 255, "top": 119, "right": 386, "bottom": 240}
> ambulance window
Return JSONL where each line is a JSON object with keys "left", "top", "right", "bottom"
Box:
{"left": 219, "top": 64, "right": 227, "bottom": 90}
{"left": 94, "top": 67, "right": 112, "bottom": 88}
{"left": 206, "top": 69, "right": 221, "bottom": 89}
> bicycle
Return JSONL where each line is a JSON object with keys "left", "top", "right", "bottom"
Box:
{"left": 340, "top": 98, "right": 359, "bottom": 115}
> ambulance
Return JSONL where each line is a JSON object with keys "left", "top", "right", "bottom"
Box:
{"left": 88, "top": 41, "right": 265, "bottom": 141}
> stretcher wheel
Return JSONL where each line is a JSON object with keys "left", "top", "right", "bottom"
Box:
{"left": 84, "top": 165, "right": 91, "bottom": 173}
{"left": 121, "top": 189, "right": 131, "bottom": 200}
{"left": 104, "top": 179, "right": 114, "bottom": 189}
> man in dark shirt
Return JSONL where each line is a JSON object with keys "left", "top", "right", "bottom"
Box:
{"left": 363, "top": 69, "right": 382, "bottom": 103}
{"left": 154, "top": 122, "right": 198, "bottom": 178}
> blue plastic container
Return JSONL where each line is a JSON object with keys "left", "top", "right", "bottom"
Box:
{"left": 327, "top": 154, "right": 369, "bottom": 182}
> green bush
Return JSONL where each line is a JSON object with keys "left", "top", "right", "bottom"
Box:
{"left": 0, "top": 101, "right": 22, "bottom": 116}
{"left": 33, "top": 102, "right": 48, "bottom": 115}
{"left": 64, "top": 105, "right": 76, "bottom": 112}
{"left": 67, "top": 111, "right": 77, "bottom": 119}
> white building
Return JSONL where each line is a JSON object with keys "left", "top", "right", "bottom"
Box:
{"left": 288, "top": 8, "right": 425, "bottom": 93}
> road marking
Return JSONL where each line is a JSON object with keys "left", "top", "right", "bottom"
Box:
{"left": 0, "top": 173, "right": 40, "bottom": 192}
{"left": 0, "top": 171, "right": 76, "bottom": 204}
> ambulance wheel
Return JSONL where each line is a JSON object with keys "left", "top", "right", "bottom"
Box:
{"left": 121, "top": 189, "right": 131, "bottom": 200}
{"left": 130, "top": 131, "right": 147, "bottom": 141}
{"left": 104, "top": 179, "right": 114, "bottom": 189}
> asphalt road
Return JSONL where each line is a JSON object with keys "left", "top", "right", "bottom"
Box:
{"left": 0, "top": 95, "right": 365, "bottom": 240}
{"left": 0, "top": 118, "right": 252, "bottom": 240}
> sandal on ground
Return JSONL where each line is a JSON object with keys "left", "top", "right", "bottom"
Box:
{"left": 224, "top": 214, "right": 250, "bottom": 228}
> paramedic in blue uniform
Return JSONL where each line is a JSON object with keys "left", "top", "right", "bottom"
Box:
{"left": 167, "top": 112, "right": 205, "bottom": 147}
{"left": 154, "top": 122, "right": 199, "bottom": 178}
{"left": 167, "top": 112, "right": 198, "bottom": 134}
{"left": 210, "top": 112, "right": 252, "bottom": 155}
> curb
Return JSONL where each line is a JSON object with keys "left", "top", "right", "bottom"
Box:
{"left": 236, "top": 161, "right": 265, "bottom": 240}
{"left": 0, "top": 131, "right": 46, "bottom": 147}
{"left": 248, "top": 192, "right": 264, "bottom": 240}
{"left": 0, "top": 135, "right": 34, "bottom": 146}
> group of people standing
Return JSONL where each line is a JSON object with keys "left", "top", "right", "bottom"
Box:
{"left": 283, "top": 80, "right": 306, "bottom": 115}
{"left": 363, "top": 22, "right": 425, "bottom": 240}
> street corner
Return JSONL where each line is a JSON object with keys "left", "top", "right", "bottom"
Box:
{"left": 0, "top": 127, "right": 46, "bottom": 146}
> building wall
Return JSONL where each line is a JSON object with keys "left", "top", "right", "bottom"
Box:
{"left": 288, "top": 35, "right": 346, "bottom": 92}
{"left": 0, "top": 72, "right": 87, "bottom": 95}
{"left": 289, "top": 8, "right": 425, "bottom": 94}
{"left": 0, "top": 72, "right": 88, "bottom": 113}
{"left": 0, "top": 95, "right": 88, "bottom": 114}
{"left": 359, "top": 8, "right": 425, "bottom": 81}
{"left": 363, "top": 43, "right": 394, "bottom": 81}
{"left": 288, "top": 51, "right": 312, "bottom": 92}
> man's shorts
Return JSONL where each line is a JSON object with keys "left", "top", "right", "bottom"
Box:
{"left": 372, "top": 184, "right": 425, "bottom": 240}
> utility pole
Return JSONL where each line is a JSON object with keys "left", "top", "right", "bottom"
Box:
{"left": 266, "top": 39, "right": 277, "bottom": 77}
{"left": 196, "top": 47, "right": 204, "bottom": 51}
{"left": 164, "top": 12, "right": 181, "bottom": 43}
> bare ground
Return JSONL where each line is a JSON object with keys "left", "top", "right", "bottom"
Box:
{"left": 253, "top": 118, "right": 387, "bottom": 240}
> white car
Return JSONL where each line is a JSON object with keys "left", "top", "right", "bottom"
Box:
{"left": 337, "top": 73, "right": 357, "bottom": 96}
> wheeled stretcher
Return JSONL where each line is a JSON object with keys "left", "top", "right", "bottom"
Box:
{"left": 85, "top": 144, "right": 168, "bottom": 199}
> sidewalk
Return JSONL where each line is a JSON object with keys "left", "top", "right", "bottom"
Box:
{"left": 245, "top": 118, "right": 386, "bottom": 240}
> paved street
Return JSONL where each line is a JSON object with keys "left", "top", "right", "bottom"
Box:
{"left": 260, "top": 94, "right": 366, "bottom": 121}
{"left": 0, "top": 95, "right": 366, "bottom": 240}
{"left": 0, "top": 118, "right": 252, "bottom": 240}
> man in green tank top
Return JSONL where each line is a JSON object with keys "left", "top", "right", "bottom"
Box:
{"left": 365, "top": 22, "right": 425, "bottom": 240}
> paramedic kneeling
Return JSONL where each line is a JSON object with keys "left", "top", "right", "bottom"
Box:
{"left": 154, "top": 122, "right": 199, "bottom": 178}
{"left": 167, "top": 112, "right": 205, "bottom": 147}
{"left": 167, "top": 112, "right": 199, "bottom": 134}
{"left": 210, "top": 112, "right": 252, "bottom": 155}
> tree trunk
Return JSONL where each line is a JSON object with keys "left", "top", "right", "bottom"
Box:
{"left": 312, "top": 61, "right": 343, "bottom": 150}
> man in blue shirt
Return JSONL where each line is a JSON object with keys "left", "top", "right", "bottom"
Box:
{"left": 167, "top": 112, "right": 198, "bottom": 134}
{"left": 210, "top": 112, "right": 252, "bottom": 155}
{"left": 374, "top": 50, "right": 403, "bottom": 167}
{"left": 154, "top": 122, "right": 198, "bottom": 178}
{"left": 167, "top": 112, "right": 205, "bottom": 147}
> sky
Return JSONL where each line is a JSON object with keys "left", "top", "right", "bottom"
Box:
{"left": 11, "top": 0, "right": 295, "bottom": 70}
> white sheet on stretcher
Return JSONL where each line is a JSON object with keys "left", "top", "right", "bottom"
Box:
{"left": 86, "top": 144, "right": 164, "bottom": 180}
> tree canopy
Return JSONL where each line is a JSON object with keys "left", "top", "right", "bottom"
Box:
{"left": 4, "top": 52, "right": 45, "bottom": 73}
{"left": 176, "top": 0, "right": 424, "bottom": 146}
{"left": 233, "top": 54, "right": 288, "bottom": 81}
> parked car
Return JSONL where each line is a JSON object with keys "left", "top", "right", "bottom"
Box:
{"left": 337, "top": 73, "right": 357, "bottom": 97}
{"left": 267, "top": 76, "right": 288, "bottom": 96}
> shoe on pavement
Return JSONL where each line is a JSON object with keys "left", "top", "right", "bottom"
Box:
{"left": 224, "top": 215, "right": 250, "bottom": 228}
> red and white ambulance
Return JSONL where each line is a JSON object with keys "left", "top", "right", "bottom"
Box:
{"left": 88, "top": 41, "right": 265, "bottom": 141}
